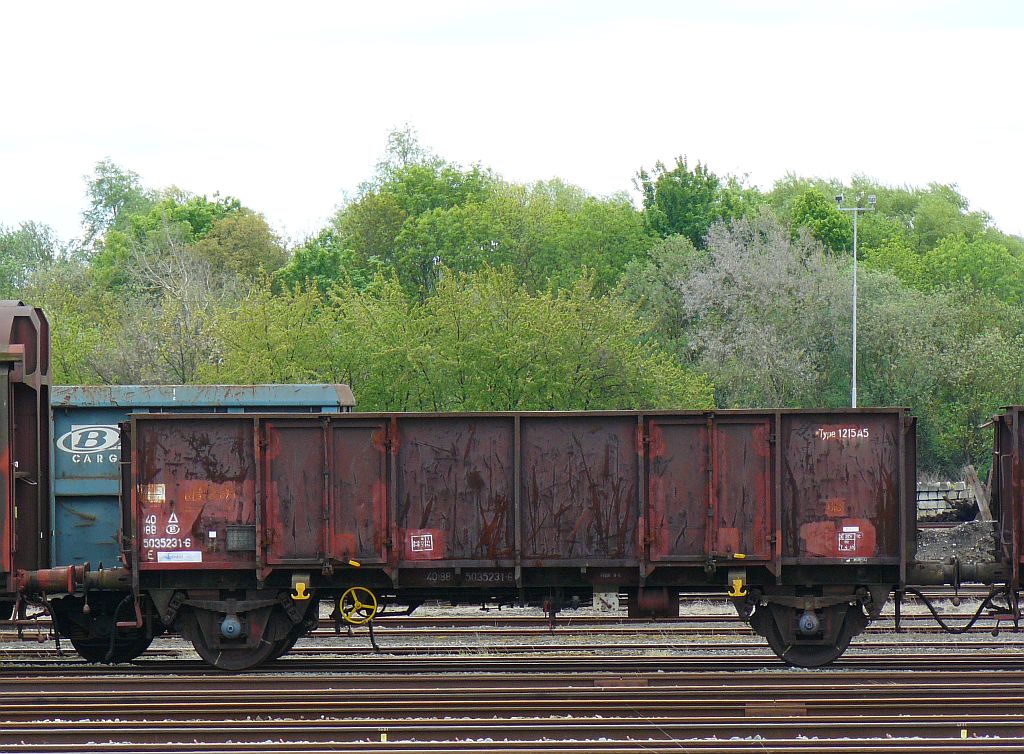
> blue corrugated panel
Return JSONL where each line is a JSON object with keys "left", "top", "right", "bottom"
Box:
{"left": 51, "top": 384, "right": 354, "bottom": 568}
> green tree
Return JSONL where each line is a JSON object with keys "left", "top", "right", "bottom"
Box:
{"left": 204, "top": 267, "right": 713, "bottom": 412}
{"left": 764, "top": 174, "right": 845, "bottom": 226}
{"left": 191, "top": 210, "right": 286, "bottom": 279}
{"left": 862, "top": 236, "right": 925, "bottom": 288}
{"left": 203, "top": 284, "right": 332, "bottom": 383}
{"left": 326, "top": 158, "right": 652, "bottom": 296}
{"left": 336, "top": 192, "right": 408, "bottom": 273}
{"left": 415, "top": 268, "right": 712, "bottom": 411}
{"left": 912, "top": 184, "right": 989, "bottom": 252}
{"left": 328, "top": 160, "right": 495, "bottom": 291}
{"left": 21, "top": 260, "right": 105, "bottom": 383}
{"left": 616, "top": 234, "right": 702, "bottom": 356}
{"left": 790, "top": 190, "right": 852, "bottom": 253}
{"left": 393, "top": 200, "right": 508, "bottom": 293}
{"left": 380, "top": 180, "right": 654, "bottom": 295}
{"left": 364, "top": 124, "right": 440, "bottom": 188}
{"left": 635, "top": 157, "right": 752, "bottom": 246}
{"left": 922, "top": 234, "right": 1024, "bottom": 304}
{"left": 274, "top": 229, "right": 345, "bottom": 293}
{"left": 0, "top": 222, "right": 61, "bottom": 294}
{"left": 857, "top": 280, "right": 1024, "bottom": 472}
{"left": 502, "top": 181, "right": 655, "bottom": 291}
{"left": 118, "top": 192, "right": 242, "bottom": 244}
{"left": 766, "top": 177, "right": 996, "bottom": 258}
{"left": 81, "top": 160, "right": 155, "bottom": 247}
{"left": 90, "top": 192, "right": 245, "bottom": 290}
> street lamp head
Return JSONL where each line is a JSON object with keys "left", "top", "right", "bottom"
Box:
{"left": 835, "top": 193, "right": 844, "bottom": 207}
{"left": 867, "top": 194, "right": 877, "bottom": 207}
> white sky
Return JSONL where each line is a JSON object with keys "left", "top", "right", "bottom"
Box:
{"left": 1, "top": 0, "right": 1021, "bottom": 244}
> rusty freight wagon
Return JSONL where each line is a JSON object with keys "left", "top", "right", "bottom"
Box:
{"left": 991, "top": 407, "right": 1024, "bottom": 602}
{"left": 106, "top": 409, "right": 914, "bottom": 669}
{"left": 0, "top": 302, "right": 50, "bottom": 621}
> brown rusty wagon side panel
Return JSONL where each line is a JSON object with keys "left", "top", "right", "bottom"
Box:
{"left": 992, "top": 408, "right": 1023, "bottom": 588}
{"left": 647, "top": 415, "right": 773, "bottom": 564}
{"left": 712, "top": 417, "right": 773, "bottom": 560}
{"left": 780, "top": 412, "right": 903, "bottom": 564}
{"left": 0, "top": 304, "right": 50, "bottom": 585}
{"left": 127, "top": 408, "right": 912, "bottom": 585}
{"left": 520, "top": 415, "right": 639, "bottom": 564}
{"left": 646, "top": 417, "right": 709, "bottom": 561}
{"left": 262, "top": 420, "right": 326, "bottom": 564}
{"left": 134, "top": 417, "right": 257, "bottom": 570}
{"left": 329, "top": 421, "right": 388, "bottom": 564}
{"left": 394, "top": 416, "right": 515, "bottom": 563}
{"left": 1013, "top": 408, "right": 1024, "bottom": 581}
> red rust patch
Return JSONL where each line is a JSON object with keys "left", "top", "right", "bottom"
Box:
{"left": 799, "top": 518, "right": 876, "bottom": 558}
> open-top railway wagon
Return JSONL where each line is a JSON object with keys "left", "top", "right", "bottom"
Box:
{"left": 46, "top": 408, "right": 916, "bottom": 670}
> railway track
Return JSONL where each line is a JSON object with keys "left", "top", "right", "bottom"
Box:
{"left": 5, "top": 676, "right": 1024, "bottom": 719}
{"left": 1, "top": 665, "right": 1022, "bottom": 752}
{"left": 2, "top": 635, "right": 1015, "bottom": 655}
{"left": 6, "top": 615, "right": 1006, "bottom": 644}
{"left": 0, "top": 745, "right": 1019, "bottom": 754}
{"left": 1, "top": 608, "right": 1018, "bottom": 752}
{"left": 2, "top": 614, "right": 1007, "bottom": 643}
{"left": 5, "top": 718, "right": 1023, "bottom": 747}
{"left": 1, "top": 609, "right": 1021, "bottom": 664}
{"left": 1, "top": 650, "right": 1024, "bottom": 676}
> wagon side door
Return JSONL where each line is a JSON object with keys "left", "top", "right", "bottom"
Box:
{"left": 645, "top": 417, "right": 709, "bottom": 562}
{"left": 328, "top": 419, "right": 389, "bottom": 564}
{"left": 646, "top": 415, "right": 774, "bottom": 563}
{"left": 780, "top": 412, "right": 901, "bottom": 563}
{"left": 262, "top": 417, "right": 326, "bottom": 565}
{"left": 712, "top": 416, "right": 773, "bottom": 560}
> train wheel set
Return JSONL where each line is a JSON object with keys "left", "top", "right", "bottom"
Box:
{"left": 0, "top": 301, "right": 1021, "bottom": 671}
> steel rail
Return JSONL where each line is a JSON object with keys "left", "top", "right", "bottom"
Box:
{"left": 3, "top": 668, "right": 1024, "bottom": 695}
{"left": 3, "top": 667, "right": 1024, "bottom": 689}
{"left": 3, "top": 652, "right": 1024, "bottom": 678}
{"left": 3, "top": 635, "right": 1022, "bottom": 663}
{"left": 3, "top": 690, "right": 1024, "bottom": 721}
{"left": 4, "top": 716, "right": 1024, "bottom": 744}
{"left": 0, "top": 740, "right": 1022, "bottom": 753}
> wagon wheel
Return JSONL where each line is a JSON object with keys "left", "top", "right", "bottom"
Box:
{"left": 269, "top": 601, "right": 319, "bottom": 661}
{"left": 269, "top": 616, "right": 315, "bottom": 660}
{"left": 338, "top": 586, "right": 379, "bottom": 625}
{"left": 181, "top": 612, "right": 279, "bottom": 672}
{"left": 70, "top": 632, "right": 154, "bottom": 664}
{"left": 268, "top": 634, "right": 300, "bottom": 661}
{"left": 764, "top": 604, "right": 863, "bottom": 668}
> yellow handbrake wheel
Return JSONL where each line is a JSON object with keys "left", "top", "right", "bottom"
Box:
{"left": 339, "top": 586, "right": 378, "bottom": 625}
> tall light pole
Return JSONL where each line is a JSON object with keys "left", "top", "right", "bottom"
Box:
{"left": 835, "top": 193, "right": 875, "bottom": 408}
